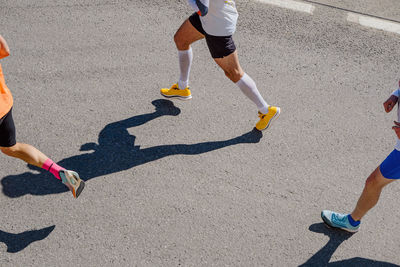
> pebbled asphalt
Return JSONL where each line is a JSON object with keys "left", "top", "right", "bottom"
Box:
{"left": 1, "top": 0, "right": 400, "bottom": 266}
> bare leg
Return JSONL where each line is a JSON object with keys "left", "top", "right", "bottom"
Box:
{"left": 0, "top": 143, "right": 48, "bottom": 168}
{"left": 215, "top": 51, "right": 270, "bottom": 114}
{"left": 214, "top": 51, "right": 244, "bottom": 83}
{"left": 1, "top": 142, "right": 85, "bottom": 198}
{"left": 174, "top": 19, "right": 204, "bottom": 89}
{"left": 350, "top": 167, "right": 394, "bottom": 221}
{"left": 174, "top": 19, "right": 204, "bottom": 50}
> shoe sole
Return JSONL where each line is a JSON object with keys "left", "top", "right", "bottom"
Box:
{"left": 61, "top": 171, "right": 85, "bottom": 199}
{"left": 160, "top": 92, "right": 192, "bottom": 101}
{"left": 258, "top": 107, "right": 281, "bottom": 131}
{"left": 321, "top": 213, "right": 359, "bottom": 233}
{"left": 75, "top": 180, "right": 85, "bottom": 198}
{"left": 69, "top": 172, "right": 85, "bottom": 198}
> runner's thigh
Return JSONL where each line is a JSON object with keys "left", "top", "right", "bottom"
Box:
{"left": 174, "top": 18, "right": 205, "bottom": 47}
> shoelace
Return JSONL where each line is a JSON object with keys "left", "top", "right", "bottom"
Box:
{"left": 332, "top": 213, "right": 348, "bottom": 226}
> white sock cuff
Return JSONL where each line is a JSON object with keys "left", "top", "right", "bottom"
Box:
{"left": 178, "top": 80, "right": 188, "bottom": 89}
{"left": 236, "top": 73, "right": 249, "bottom": 86}
{"left": 259, "top": 106, "right": 269, "bottom": 114}
{"left": 178, "top": 47, "right": 192, "bottom": 55}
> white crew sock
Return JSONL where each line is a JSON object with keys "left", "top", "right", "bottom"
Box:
{"left": 236, "top": 73, "right": 269, "bottom": 114}
{"left": 178, "top": 47, "right": 193, "bottom": 89}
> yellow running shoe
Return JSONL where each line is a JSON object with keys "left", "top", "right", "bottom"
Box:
{"left": 255, "top": 106, "right": 281, "bottom": 131}
{"left": 160, "top": 83, "right": 192, "bottom": 100}
{"left": 59, "top": 170, "right": 85, "bottom": 198}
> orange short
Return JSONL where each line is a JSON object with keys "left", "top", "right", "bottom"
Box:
{"left": 0, "top": 63, "right": 13, "bottom": 119}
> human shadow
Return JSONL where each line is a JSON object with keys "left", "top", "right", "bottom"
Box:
{"left": 2, "top": 99, "right": 263, "bottom": 197}
{"left": 300, "top": 223, "right": 399, "bottom": 267}
{"left": 0, "top": 225, "right": 55, "bottom": 253}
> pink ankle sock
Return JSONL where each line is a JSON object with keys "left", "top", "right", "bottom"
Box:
{"left": 42, "top": 159, "right": 65, "bottom": 180}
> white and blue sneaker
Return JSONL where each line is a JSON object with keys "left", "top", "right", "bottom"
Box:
{"left": 60, "top": 170, "right": 85, "bottom": 199}
{"left": 321, "top": 210, "right": 360, "bottom": 233}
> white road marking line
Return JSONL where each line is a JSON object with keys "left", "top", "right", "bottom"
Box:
{"left": 255, "top": 0, "right": 315, "bottom": 14}
{"left": 347, "top": 13, "right": 400, "bottom": 35}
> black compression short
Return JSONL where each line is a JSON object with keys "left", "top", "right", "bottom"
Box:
{"left": 189, "top": 12, "right": 236, "bottom": 59}
{"left": 0, "top": 108, "right": 16, "bottom": 147}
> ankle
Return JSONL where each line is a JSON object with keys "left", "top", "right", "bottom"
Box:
{"left": 42, "top": 159, "right": 65, "bottom": 180}
{"left": 259, "top": 105, "right": 269, "bottom": 115}
{"left": 178, "top": 80, "right": 188, "bottom": 89}
{"left": 348, "top": 214, "right": 361, "bottom": 226}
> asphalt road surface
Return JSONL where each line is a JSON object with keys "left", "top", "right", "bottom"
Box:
{"left": 1, "top": 0, "right": 400, "bottom": 266}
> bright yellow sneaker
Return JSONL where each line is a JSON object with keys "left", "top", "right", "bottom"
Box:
{"left": 255, "top": 106, "right": 281, "bottom": 131}
{"left": 160, "top": 83, "right": 192, "bottom": 100}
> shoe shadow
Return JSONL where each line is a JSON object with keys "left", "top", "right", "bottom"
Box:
{"left": 1, "top": 99, "right": 263, "bottom": 197}
{"left": 299, "top": 223, "right": 399, "bottom": 267}
{"left": 0, "top": 225, "right": 55, "bottom": 253}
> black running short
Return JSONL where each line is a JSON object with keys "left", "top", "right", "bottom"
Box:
{"left": 189, "top": 12, "right": 236, "bottom": 59}
{"left": 0, "top": 108, "right": 16, "bottom": 147}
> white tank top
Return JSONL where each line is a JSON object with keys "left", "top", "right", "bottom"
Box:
{"left": 200, "top": 0, "right": 239, "bottom": 36}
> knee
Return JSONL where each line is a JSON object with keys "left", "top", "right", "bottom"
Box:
{"left": 173, "top": 33, "right": 180, "bottom": 46}
{"left": 0, "top": 144, "right": 18, "bottom": 157}
{"left": 224, "top": 69, "right": 243, "bottom": 83}
{"left": 174, "top": 33, "right": 189, "bottom": 51}
{"left": 365, "top": 170, "right": 386, "bottom": 189}
{"left": 365, "top": 175, "right": 376, "bottom": 187}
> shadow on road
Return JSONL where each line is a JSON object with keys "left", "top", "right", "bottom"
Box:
{"left": 0, "top": 225, "right": 55, "bottom": 253}
{"left": 300, "top": 223, "right": 399, "bottom": 266}
{"left": 1, "top": 99, "right": 262, "bottom": 197}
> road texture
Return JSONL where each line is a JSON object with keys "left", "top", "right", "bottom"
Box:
{"left": 305, "top": 0, "right": 400, "bottom": 22}
{"left": 1, "top": 0, "right": 400, "bottom": 266}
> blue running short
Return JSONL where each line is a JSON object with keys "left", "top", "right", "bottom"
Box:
{"left": 380, "top": 149, "right": 400, "bottom": 179}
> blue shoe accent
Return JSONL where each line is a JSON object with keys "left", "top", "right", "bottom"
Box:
{"left": 321, "top": 210, "right": 360, "bottom": 233}
{"left": 58, "top": 170, "right": 85, "bottom": 198}
{"left": 59, "top": 171, "right": 68, "bottom": 184}
{"left": 347, "top": 214, "right": 361, "bottom": 227}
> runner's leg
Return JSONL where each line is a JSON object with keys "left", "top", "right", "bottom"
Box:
{"left": 350, "top": 167, "right": 395, "bottom": 221}
{"left": 0, "top": 109, "right": 84, "bottom": 198}
{"left": 174, "top": 19, "right": 204, "bottom": 89}
{"left": 214, "top": 51, "right": 280, "bottom": 130}
{"left": 214, "top": 51, "right": 269, "bottom": 114}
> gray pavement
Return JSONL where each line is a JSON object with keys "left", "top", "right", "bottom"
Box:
{"left": 1, "top": 0, "right": 400, "bottom": 266}
{"left": 305, "top": 0, "right": 400, "bottom": 22}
